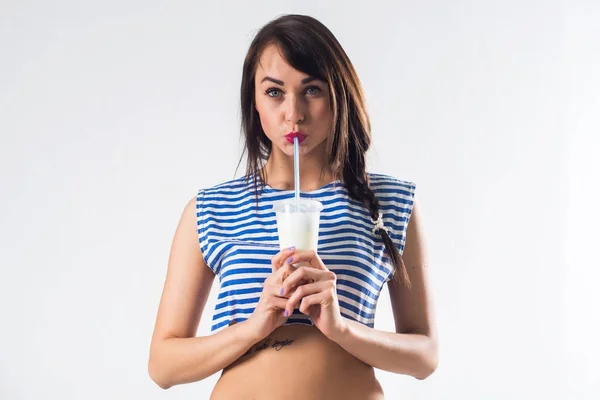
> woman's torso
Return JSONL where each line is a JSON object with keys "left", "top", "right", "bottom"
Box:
{"left": 198, "top": 174, "right": 417, "bottom": 398}
{"left": 210, "top": 325, "right": 385, "bottom": 400}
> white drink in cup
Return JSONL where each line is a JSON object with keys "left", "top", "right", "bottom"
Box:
{"left": 272, "top": 198, "right": 323, "bottom": 258}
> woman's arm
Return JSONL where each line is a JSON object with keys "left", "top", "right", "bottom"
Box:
{"left": 329, "top": 319, "right": 437, "bottom": 380}
{"left": 148, "top": 197, "right": 262, "bottom": 389}
{"left": 329, "top": 199, "right": 438, "bottom": 379}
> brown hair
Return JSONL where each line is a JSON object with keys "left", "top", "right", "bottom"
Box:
{"left": 236, "top": 14, "right": 410, "bottom": 286}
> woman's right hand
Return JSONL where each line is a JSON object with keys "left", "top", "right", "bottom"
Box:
{"left": 245, "top": 246, "right": 298, "bottom": 340}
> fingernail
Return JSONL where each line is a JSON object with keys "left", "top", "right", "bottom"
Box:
{"left": 280, "top": 287, "right": 284, "bottom": 296}
{"left": 288, "top": 246, "right": 295, "bottom": 251}
{"left": 284, "top": 310, "right": 289, "bottom": 317}
{"left": 286, "top": 257, "right": 293, "bottom": 264}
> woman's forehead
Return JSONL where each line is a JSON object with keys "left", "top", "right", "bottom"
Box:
{"left": 256, "top": 45, "right": 313, "bottom": 84}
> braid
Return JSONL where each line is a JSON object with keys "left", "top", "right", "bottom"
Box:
{"left": 342, "top": 142, "right": 411, "bottom": 287}
{"left": 362, "top": 181, "right": 411, "bottom": 287}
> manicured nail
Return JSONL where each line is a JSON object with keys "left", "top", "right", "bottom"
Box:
{"left": 280, "top": 287, "right": 284, "bottom": 296}
{"left": 284, "top": 310, "right": 289, "bottom": 317}
{"left": 286, "top": 257, "right": 294, "bottom": 264}
{"left": 288, "top": 246, "right": 295, "bottom": 251}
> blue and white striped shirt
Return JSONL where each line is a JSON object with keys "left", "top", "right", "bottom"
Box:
{"left": 196, "top": 173, "right": 416, "bottom": 333}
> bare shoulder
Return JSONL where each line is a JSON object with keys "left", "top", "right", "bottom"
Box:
{"left": 149, "top": 195, "right": 215, "bottom": 345}
{"left": 387, "top": 197, "right": 437, "bottom": 337}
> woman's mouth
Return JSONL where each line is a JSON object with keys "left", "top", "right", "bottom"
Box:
{"left": 285, "top": 132, "right": 307, "bottom": 144}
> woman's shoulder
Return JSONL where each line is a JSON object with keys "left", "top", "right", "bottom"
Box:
{"left": 197, "top": 175, "right": 253, "bottom": 196}
{"left": 367, "top": 171, "right": 417, "bottom": 192}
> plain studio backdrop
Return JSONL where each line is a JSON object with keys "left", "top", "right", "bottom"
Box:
{"left": 1, "top": 1, "right": 598, "bottom": 399}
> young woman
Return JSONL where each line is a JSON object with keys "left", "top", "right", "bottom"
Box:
{"left": 149, "top": 14, "right": 438, "bottom": 399}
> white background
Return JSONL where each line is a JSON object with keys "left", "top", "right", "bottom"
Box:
{"left": 1, "top": 1, "right": 598, "bottom": 399}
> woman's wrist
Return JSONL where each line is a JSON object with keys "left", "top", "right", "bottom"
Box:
{"left": 238, "top": 319, "right": 268, "bottom": 344}
{"left": 325, "top": 317, "right": 350, "bottom": 343}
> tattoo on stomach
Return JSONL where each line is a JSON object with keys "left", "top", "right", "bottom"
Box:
{"left": 243, "top": 338, "right": 296, "bottom": 357}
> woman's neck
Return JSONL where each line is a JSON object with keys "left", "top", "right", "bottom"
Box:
{"left": 262, "top": 147, "right": 338, "bottom": 192}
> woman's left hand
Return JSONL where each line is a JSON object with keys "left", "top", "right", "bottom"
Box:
{"left": 280, "top": 250, "right": 348, "bottom": 339}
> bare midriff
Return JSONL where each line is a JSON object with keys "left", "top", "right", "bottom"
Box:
{"left": 210, "top": 324, "right": 385, "bottom": 400}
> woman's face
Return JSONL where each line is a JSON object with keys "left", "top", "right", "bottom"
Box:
{"left": 254, "top": 44, "right": 332, "bottom": 158}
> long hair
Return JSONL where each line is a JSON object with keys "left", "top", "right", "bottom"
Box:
{"left": 236, "top": 14, "right": 410, "bottom": 286}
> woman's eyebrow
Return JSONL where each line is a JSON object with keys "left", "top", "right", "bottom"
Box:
{"left": 260, "top": 76, "right": 318, "bottom": 85}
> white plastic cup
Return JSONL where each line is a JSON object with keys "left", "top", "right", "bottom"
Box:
{"left": 272, "top": 198, "right": 323, "bottom": 252}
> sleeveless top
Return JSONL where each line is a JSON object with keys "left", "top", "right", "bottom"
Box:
{"left": 196, "top": 172, "right": 416, "bottom": 333}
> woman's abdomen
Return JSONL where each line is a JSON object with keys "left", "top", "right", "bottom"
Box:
{"left": 210, "top": 325, "right": 385, "bottom": 400}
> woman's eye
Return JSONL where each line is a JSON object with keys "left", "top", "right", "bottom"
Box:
{"left": 265, "top": 86, "right": 321, "bottom": 98}
{"left": 266, "top": 88, "right": 282, "bottom": 97}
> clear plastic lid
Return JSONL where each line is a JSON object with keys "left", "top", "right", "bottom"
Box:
{"left": 272, "top": 198, "right": 324, "bottom": 213}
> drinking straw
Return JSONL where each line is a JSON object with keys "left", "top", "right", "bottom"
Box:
{"left": 294, "top": 136, "right": 300, "bottom": 200}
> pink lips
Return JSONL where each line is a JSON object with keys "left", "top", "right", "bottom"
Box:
{"left": 285, "top": 132, "right": 307, "bottom": 144}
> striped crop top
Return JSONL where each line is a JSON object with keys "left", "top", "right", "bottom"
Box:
{"left": 196, "top": 172, "right": 416, "bottom": 333}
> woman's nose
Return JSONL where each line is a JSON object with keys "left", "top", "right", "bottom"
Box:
{"left": 284, "top": 97, "right": 305, "bottom": 124}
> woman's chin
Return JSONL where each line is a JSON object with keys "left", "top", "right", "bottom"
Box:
{"left": 278, "top": 142, "right": 310, "bottom": 157}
